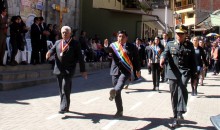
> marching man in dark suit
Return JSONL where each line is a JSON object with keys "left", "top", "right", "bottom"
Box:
{"left": 46, "top": 26, "right": 87, "bottom": 114}
{"left": 109, "top": 30, "right": 141, "bottom": 118}
{"left": 160, "top": 25, "right": 197, "bottom": 128}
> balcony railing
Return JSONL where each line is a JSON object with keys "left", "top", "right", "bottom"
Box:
{"left": 175, "top": 3, "right": 194, "bottom": 11}
{"left": 123, "top": 0, "right": 152, "bottom": 12}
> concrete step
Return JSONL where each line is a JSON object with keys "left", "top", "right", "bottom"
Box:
{"left": 0, "top": 76, "right": 56, "bottom": 91}
{"left": 0, "top": 62, "right": 110, "bottom": 91}
{"left": 0, "top": 69, "right": 53, "bottom": 81}
{"left": 0, "top": 64, "right": 52, "bottom": 72}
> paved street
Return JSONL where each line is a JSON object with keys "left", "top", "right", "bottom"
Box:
{"left": 0, "top": 68, "right": 219, "bottom": 130}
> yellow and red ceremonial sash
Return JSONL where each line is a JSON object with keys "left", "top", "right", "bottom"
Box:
{"left": 111, "top": 42, "right": 133, "bottom": 73}
{"left": 60, "top": 38, "right": 72, "bottom": 56}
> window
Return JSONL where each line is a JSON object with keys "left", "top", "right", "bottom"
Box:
{"left": 176, "top": 2, "right": 181, "bottom": 7}
{"left": 187, "top": 13, "right": 194, "bottom": 18}
{"left": 188, "top": 0, "right": 193, "bottom": 4}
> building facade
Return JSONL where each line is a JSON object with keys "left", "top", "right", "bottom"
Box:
{"left": 80, "top": 0, "right": 166, "bottom": 42}
{"left": 2, "top": 0, "right": 80, "bottom": 37}
{"left": 174, "top": 0, "right": 220, "bottom": 35}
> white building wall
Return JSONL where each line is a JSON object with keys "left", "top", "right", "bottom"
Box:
{"left": 152, "top": 9, "right": 174, "bottom": 28}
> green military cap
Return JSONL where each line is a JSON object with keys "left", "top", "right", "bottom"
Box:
{"left": 175, "top": 25, "right": 187, "bottom": 33}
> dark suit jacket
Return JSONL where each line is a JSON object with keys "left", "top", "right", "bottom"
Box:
{"left": 0, "top": 15, "right": 7, "bottom": 37}
{"left": 162, "top": 40, "right": 197, "bottom": 79}
{"left": 49, "top": 39, "right": 86, "bottom": 76}
{"left": 194, "top": 46, "right": 208, "bottom": 67}
{"left": 109, "top": 42, "right": 141, "bottom": 76}
{"left": 39, "top": 22, "right": 47, "bottom": 42}
{"left": 136, "top": 44, "right": 146, "bottom": 62}
{"left": 31, "top": 23, "right": 41, "bottom": 45}
{"left": 160, "top": 39, "right": 170, "bottom": 47}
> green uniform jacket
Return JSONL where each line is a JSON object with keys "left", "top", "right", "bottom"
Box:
{"left": 162, "top": 40, "right": 197, "bottom": 79}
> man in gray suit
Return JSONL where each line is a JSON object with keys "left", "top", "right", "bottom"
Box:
{"left": 0, "top": 7, "right": 7, "bottom": 66}
{"left": 160, "top": 25, "right": 197, "bottom": 128}
{"left": 46, "top": 26, "right": 87, "bottom": 114}
{"left": 160, "top": 33, "right": 169, "bottom": 83}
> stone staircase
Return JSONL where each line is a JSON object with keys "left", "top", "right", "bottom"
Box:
{"left": 0, "top": 62, "right": 110, "bottom": 91}
{"left": 0, "top": 64, "right": 55, "bottom": 91}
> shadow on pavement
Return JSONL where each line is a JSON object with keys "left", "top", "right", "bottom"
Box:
{"left": 0, "top": 69, "right": 112, "bottom": 104}
{"left": 204, "top": 84, "right": 220, "bottom": 87}
{"left": 124, "top": 88, "right": 170, "bottom": 94}
{"left": 197, "top": 95, "right": 220, "bottom": 98}
{"left": 0, "top": 69, "right": 151, "bottom": 104}
{"left": 62, "top": 111, "right": 215, "bottom": 130}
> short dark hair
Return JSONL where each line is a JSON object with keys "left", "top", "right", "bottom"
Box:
{"left": 10, "top": 16, "right": 18, "bottom": 23}
{"left": 118, "top": 30, "right": 128, "bottom": 37}
{"left": 34, "top": 17, "right": 40, "bottom": 22}
{"left": 136, "top": 38, "right": 142, "bottom": 42}
{"left": 39, "top": 16, "right": 44, "bottom": 21}
{"left": 0, "top": 7, "right": 6, "bottom": 13}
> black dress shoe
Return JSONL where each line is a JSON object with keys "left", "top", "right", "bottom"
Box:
{"left": 58, "top": 109, "right": 69, "bottom": 114}
{"left": 114, "top": 111, "right": 123, "bottom": 118}
{"left": 195, "top": 89, "right": 198, "bottom": 96}
{"left": 109, "top": 89, "right": 116, "bottom": 101}
{"left": 177, "top": 112, "right": 184, "bottom": 120}
{"left": 171, "top": 119, "right": 179, "bottom": 128}
{"left": 58, "top": 110, "right": 65, "bottom": 114}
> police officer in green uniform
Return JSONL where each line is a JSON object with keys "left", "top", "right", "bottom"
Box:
{"left": 160, "top": 25, "right": 197, "bottom": 128}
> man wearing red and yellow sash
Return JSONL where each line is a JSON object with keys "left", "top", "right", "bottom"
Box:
{"left": 109, "top": 30, "right": 141, "bottom": 118}
{"left": 46, "top": 26, "right": 87, "bottom": 114}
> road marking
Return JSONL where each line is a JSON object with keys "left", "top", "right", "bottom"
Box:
{"left": 129, "top": 102, "right": 142, "bottom": 111}
{"left": 82, "top": 97, "right": 100, "bottom": 104}
{"left": 102, "top": 120, "right": 119, "bottom": 130}
{"left": 46, "top": 114, "right": 60, "bottom": 120}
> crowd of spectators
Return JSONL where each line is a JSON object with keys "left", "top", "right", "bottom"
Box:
{"left": 1, "top": 14, "right": 60, "bottom": 66}
{"left": 2, "top": 10, "right": 220, "bottom": 73}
